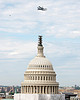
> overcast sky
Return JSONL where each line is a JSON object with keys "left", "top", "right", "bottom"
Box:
{"left": 0, "top": 0, "right": 80, "bottom": 86}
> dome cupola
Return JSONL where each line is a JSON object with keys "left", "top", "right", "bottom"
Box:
{"left": 27, "top": 36, "right": 53, "bottom": 71}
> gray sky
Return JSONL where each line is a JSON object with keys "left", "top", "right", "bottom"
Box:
{"left": 0, "top": 0, "right": 80, "bottom": 86}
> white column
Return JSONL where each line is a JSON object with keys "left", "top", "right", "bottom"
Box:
{"left": 37, "top": 86, "right": 39, "bottom": 93}
{"left": 54, "top": 86, "right": 55, "bottom": 94}
{"left": 46, "top": 86, "right": 47, "bottom": 94}
{"left": 31, "top": 86, "right": 32, "bottom": 94}
{"left": 39, "top": 86, "right": 41, "bottom": 94}
{"left": 52, "top": 86, "right": 53, "bottom": 94}
{"left": 49, "top": 86, "right": 50, "bottom": 94}
{"left": 30, "top": 86, "right": 31, "bottom": 94}
{"left": 24, "top": 86, "right": 26, "bottom": 93}
{"left": 34, "top": 86, "right": 35, "bottom": 94}
{"left": 42, "top": 86, "right": 44, "bottom": 94}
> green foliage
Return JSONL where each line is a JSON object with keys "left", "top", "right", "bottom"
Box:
{"left": 75, "top": 86, "right": 80, "bottom": 90}
{"left": 9, "top": 92, "right": 14, "bottom": 95}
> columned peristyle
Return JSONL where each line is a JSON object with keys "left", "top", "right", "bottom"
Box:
{"left": 21, "top": 86, "right": 58, "bottom": 94}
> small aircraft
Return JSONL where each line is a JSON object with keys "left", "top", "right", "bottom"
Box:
{"left": 37, "top": 6, "right": 47, "bottom": 11}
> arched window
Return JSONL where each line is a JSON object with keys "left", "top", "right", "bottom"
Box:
{"left": 35, "top": 76, "right": 37, "bottom": 80}
{"left": 38, "top": 76, "right": 39, "bottom": 80}
{"left": 49, "top": 76, "right": 50, "bottom": 80}
{"left": 30, "top": 76, "right": 32, "bottom": 80}
{"left": 33, "top": 76, "right": 34, "bottom": 80}
{"left": 41, "top": 76, "right": 42, "bottom": 80}
{"left": 44, "top": 76, "right": 45, "bottom": 80}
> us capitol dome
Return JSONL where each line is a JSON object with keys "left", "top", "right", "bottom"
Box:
{"left": 21, "top": 36, "right": 59, "bottom": 94}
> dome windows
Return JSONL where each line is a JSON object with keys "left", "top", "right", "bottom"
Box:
{"left": 34, "top": 65, "right": 52, "bottom": 68}
{"left": 27, "top": 75, "right": 54, "bottom": 81}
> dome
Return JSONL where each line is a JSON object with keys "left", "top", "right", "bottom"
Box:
{"left": 21, "top": 36, "right": 59, "bottom": 94}
{"left": 27, "top": 56, "right": 53, "bottom": 70}
{"left": 28, "top": 57, "right": 52, "bottom": 67}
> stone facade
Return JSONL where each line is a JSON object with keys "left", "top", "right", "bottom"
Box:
{"left": 14, "top": 94, "right": 65, "bottom": 100}
{"left": 21, "top": 36, "right": 59, "bottom": 94}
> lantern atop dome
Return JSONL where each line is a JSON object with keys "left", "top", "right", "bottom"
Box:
{"left": 38, "top": 35, "right": 42, "bottom": 46}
